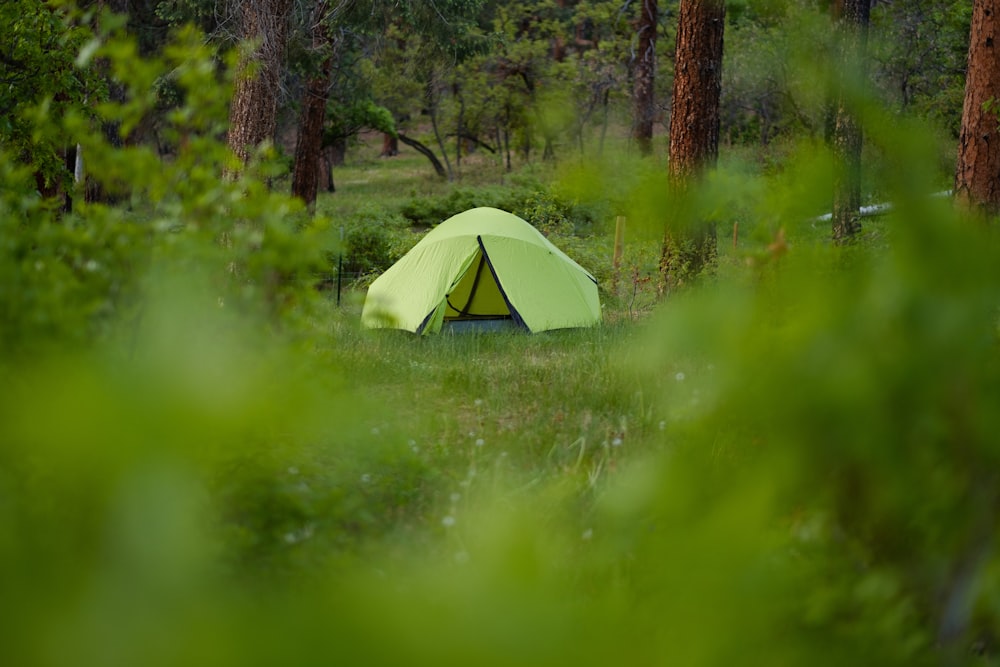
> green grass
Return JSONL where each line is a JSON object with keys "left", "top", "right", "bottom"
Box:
{"left": 7, "top": 114, "right": 994, "bottom": 665}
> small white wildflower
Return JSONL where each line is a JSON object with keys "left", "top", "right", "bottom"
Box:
{"left": 675, "top": 371, "right": 686, "bottom": 382}
{"left": 658, "top": 420, "right": 666, "bottom": 431}
{"left": 611, "top": 437, "right": 623, "bottom": 447}
{"left": 474, "top": 398, "right": 483, "bottom": 407}
{"left": 450, "top": 492, "right": 461, "bottom": 503}
{"left": 283, "top": 532, "right": 297, "bottom": 544}
{"left": 217, "top": 297, "right": 225, "bottom": 308}
{"left": 442, "top": 515, "right": 456, "bottom": 528}
{"left": 581, "top": 528, "right": 593, "bottom": 541}
{"left": 34, "top": 261, "right": 43, "bottom": 271}
{"left": 475, "top": 438, "right": 485, "bottom": 447}
{"left": 468, "top": 430, "right": 476, "bottom": 438}
{"left": 500, "top": 451, "right": 508, "bottom": 458}
{"left": 84, "top": 259, "right": 99, "bottom": 272}
{"left": 360, "top": 473, "right": 372, "bottom": 484}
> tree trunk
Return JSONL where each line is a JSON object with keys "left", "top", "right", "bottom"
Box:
{"left": 661, "top": 0, "right": 724, "bottom": 291}
{"left": 398, "top": 133, "right": 448, "bottom": 178}
{"left": 831, "top": 0, "right": 871, "bottom": 244}
{"left": 503, "top": 125, "right": 512, "bottom": 172}
{"left": 329, "top": 136, "right": 346, "bottom": 167}
{"left": 632, "top": 0, "right": 658, "bottom": 156}
{"left": 226, "top": 0, "right": 293, "bottom": 168}
{"left": 426, "top": 77, "right": 454, "bottom": 180}
{"left": 455, "top": 83, "right": 465, "bottom": 173}
{"left": 291, "top": 1, "right": 333, "bottom": 211}
{"left": 320, "top": 146, "right": 335, "bottom": 193}
{"left": 381, "top": 132, "right": 399, "bottom": 156}
{"left": 955, "top": 0, "right": 1000, "bottom": 215}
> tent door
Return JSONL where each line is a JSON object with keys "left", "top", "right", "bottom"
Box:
{"left": 444, "top": 249, "right": 511, "bottom": 321}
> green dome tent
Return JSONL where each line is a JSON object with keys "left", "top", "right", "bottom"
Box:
{"left": 361, "top": 207, "right": 601, "bottom": 334}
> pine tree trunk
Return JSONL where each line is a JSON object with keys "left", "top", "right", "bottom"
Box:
{"left": 831, "top": 0, "right": 871, "bottom": 244}
{"left": 381, "top": 133, "right": 398, "bottom": 157}
{"left": 291, "top": 2, "right": 333, "bottom": 211}
{"left": 667, "top": 0, "right": 723, "bottom": 182}
{"left": 632, "top": 0, "right": 658, "bottom": 156}
{"left": 661, "top": 0, "right": 724, "bottom": 291}
{"left": 955, "top": 0, "right": 1000, "bottom": 215}
{"left": 226, "top": 0, "right": 293, "bottom": 168}
{"left": 320, "top": 147, "right": 335, "bottom": 193}
{"left": 329, "top": 136, "right": 346, "bottom": 167}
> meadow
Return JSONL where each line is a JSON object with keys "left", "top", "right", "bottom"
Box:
{"left": 3, "top": 111, "right": 999, "bottom": 665}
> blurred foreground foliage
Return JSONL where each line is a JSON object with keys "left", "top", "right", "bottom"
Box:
{"left": 1, "top": 9, "right": 999, "bottom": 667}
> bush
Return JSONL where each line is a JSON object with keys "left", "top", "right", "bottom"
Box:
{"left": 335, "top": 205, "right": 415, "bottom": 282}
{"left": 400, "top": 185, "right": 608, "bottom": 236}
{"left": 399, "top": 186, "right": 521, "bottom": 227}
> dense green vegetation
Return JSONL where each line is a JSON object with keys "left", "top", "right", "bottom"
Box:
{"left": 2, "top": 1, "right": 998, "bottom": 665}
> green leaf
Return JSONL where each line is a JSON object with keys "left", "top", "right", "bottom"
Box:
{"left": 75, "top": 37, "right": 101, "bottom": 67}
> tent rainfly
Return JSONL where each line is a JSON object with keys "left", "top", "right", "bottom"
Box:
{"left": 361, "top": 207, "right": 601, "bottom": 334}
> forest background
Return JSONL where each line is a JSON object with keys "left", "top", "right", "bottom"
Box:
{"left": 2, "top": 1, "right": 1000, "bottom": 665}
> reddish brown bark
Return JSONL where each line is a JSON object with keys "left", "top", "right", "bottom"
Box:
{"left": 667, "top": 0, "right": 724, "bottom": 184}
{"left": 632, "top": 0, "right": 658, "bottom": 156}
{"left": 955, "top": 0, "right": 1000, "bottom": 215}
{"left": 381, "top": 133, "right": 399, "bottom": 156}
{"left": 661, "top": 0, "right": 724, "bottom": 291}
{"left": 291, "top": 2, "right": 333, "bottom": 210}
{"left": 226, "top": 0, "right": 293, "bottom": 167}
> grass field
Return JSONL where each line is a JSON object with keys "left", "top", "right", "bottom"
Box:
{"left": 5, "top": 120, "right": 996, "bottom": 665}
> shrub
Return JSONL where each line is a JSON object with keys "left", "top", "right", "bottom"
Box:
{"left": 400, "top": 185, "right": 608, "bottom": 235}
{"left": 335, "top": 205, "right": 415, "bottom": 282}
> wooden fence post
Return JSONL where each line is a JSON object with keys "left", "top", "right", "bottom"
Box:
{"left": 612, "top": 215, "right": 626, "bottom": 294}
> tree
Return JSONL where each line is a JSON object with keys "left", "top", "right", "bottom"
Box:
{"left": 870, "top": 0, "right": 971, "bottom": 135}
{"left": 632, "top": 0, "right": 658, "bottom": 156}
{"left": 954, "top": 0, "right": 1000, "bottom": 215}
{"left": 0, "top": 0, "right": 98, "bottom": 203}
{"left": 289, "top": 1, "right": 485, "bottom": 190}
{"left": 830, "top": 0, "right": 872, "bottom": 244}
{"left": 661, "top": 0, "right": 724, "bottom": 291}
{"left": 290, "top": 0, "right": 335, "bottom": 209}
{"left": 226, "top": 0, "right": 294, "bottom": 167}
